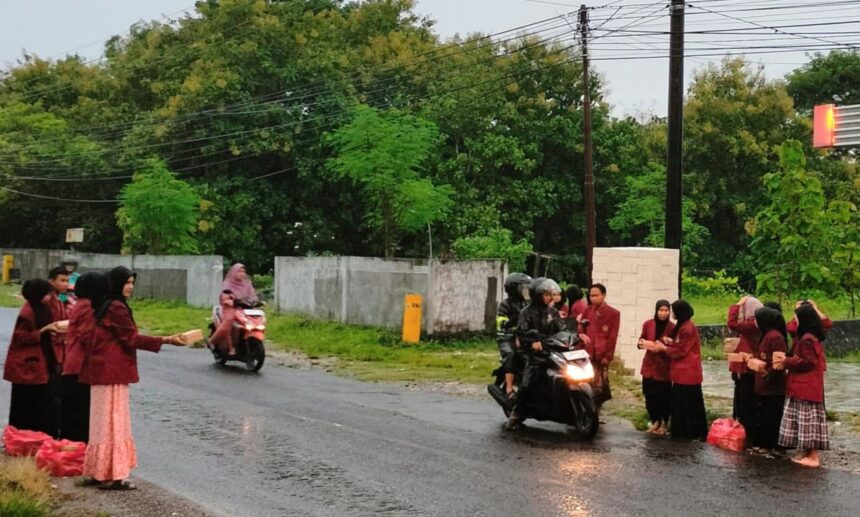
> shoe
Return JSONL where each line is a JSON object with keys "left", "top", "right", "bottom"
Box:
{"left": 98, "top": 480, "right": 137, "bottom": 491}
{"left": 504, "top": 415, "right": 522, "bottom": 431}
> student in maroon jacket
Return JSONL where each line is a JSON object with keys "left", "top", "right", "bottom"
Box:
{"left": 47, "top": 266, "right": 71, "bottom": 362}
{"left": 648, "top": 300, "right": 707, "bottom": 440}
{"left": 786, "top": 299, "right": 833, "bottom": 343}
{"left": 637, "top": 300, "right": 674, "bottom": 435}
{"left": 60, "top": 272, "right": 107, "bottom": 443}
{"left": 3, "top": 279, "right": 66, "bottom": 436}
{"left": 749, "top": 307, "right": 788, "bottom": 450}
{"left": 774, "top": 304, "right": 829, "bottom": 468}
{"left": 79, "top": 267, "right": 185, "bottom": 490}
{"left": 727, "top": 295, "right": 762, "bottom": 445}
{"left": 578, "top": 283, "right": 620, "bottom": 416}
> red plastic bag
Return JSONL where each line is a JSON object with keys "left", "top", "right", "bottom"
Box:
{"left": 35, "top": 439, "right": 86, "bottom": 477}
{"left": 707, "top": 418, "right": 747, "bottom": 452}
{"left": 2, "top": 425, "right": 53, "bottom": 457}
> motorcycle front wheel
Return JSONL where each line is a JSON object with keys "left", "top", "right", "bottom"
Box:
{"left": 569, "top": 390, "right": 598, "bottom": 439}
{"left": 246, "top": 337, "right": 265, "bottom": 372}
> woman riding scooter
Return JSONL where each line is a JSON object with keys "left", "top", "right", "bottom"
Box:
{"left": 209, "top": 264, "right": 258, "bottom": 357}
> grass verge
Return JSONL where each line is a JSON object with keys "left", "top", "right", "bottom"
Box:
{"left": 0, "top": 456, "right": 53, "bottom": 517}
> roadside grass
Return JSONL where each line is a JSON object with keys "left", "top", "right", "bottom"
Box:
{"left": 0, "top": 283, "right": 22, "bottom": 309}
{"left": 0, "top": 456, "right": 53, "bottom": 517}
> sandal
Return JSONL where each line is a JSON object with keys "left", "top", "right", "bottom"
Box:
{"left": 98, "top": 480, "right": 137, "bottom": 491}
{"left": 75, "top": 477, "right": 101, "bottom": 487}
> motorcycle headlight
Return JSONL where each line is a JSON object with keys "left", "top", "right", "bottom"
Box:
{"left": 565, "top": 362, "right": 594, "bottom": 383}
{"left": 256, "top": 325, "right": 266, "bottom": 330}
{"left": 245, "top": 323, "right": 255, "bottom": 331}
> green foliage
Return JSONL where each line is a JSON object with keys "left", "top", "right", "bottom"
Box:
{"left": 452, "top": 227, "right": 532, "bottom": 271}
{"left": 748, "top": 141, "right": 859, "bottom": 300}
{"left": 0, "top": 490, "right": 49, "bottom": 517}
{"left": 117, "top": 158, "right": 201, "bottom": 254}
{"left": 681, "top": 270, "right": 741, "bottom": 297}
{"left": 326, "top": 105, "right": 452, "bottom": 257}
{"left": 787, "top": 50, "right": 860, "bottom": 111}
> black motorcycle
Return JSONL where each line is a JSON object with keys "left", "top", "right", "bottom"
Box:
{"left": 488, "top": 330, "right": 599, "bottom": 438}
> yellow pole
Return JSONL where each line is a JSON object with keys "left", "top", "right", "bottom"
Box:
{"left": 1, "top": 255, "right": 12, "bottom": 284}
{"left": 402, "top": 294, "right": 423, "bottom": 344}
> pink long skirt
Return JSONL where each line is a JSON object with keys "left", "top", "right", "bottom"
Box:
{"left": 83, "top": 385, "right": 137, "bottom": 481}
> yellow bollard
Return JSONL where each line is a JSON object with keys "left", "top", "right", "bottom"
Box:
{"left": 1, "top": 255, "right": 12, "bottom": 284}
{"left": 402, "top": 294, "right": 423, "bottom": 344}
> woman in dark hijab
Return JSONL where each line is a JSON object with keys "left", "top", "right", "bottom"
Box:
{"left": 60, "top": 272, "right": 107, "bottom": 442}
{"left": 3, "top": 279, "right": 63, "bottom": 436}
{"left": 751, "top": 307, "right": 788, "bottom": 450}
{"left": 637, "top": 300, "right": 674, "bottom": 435}
{"left": 648, "top": 300, "right": 707, "bottom": 440}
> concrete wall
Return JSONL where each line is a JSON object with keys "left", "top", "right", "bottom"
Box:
{"left": 0, "top": 248, "right": 223, "bottom": 308}
{"left": 591, "top": 247, "right": 680, "bottom": 378}
{"left": 274, "top": 256, "right": 506, "bottom": 335}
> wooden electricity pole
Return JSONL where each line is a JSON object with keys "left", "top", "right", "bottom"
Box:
{"left": 580, "top": 4, "right": 596, "bottom": 286}
{"left": 666, "top": 0, "right": 685, "bottom": 295}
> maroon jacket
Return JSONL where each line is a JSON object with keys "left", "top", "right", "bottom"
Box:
{"left": 787, "top": 317, "right": 831, "bottom": 373}
{"left": 663, "top": 320, "right": 703, "bottom": 385}
{"left": 754, "top": 329, "right": 787, "bottom": 397}
{"left": 785, "top": 333, "right": 825, "bottom": 403}
{"left": 726, "top": 304, "right": 757, "bottom": 374}
{"left": 579, "top": 303, "right": 621, "bottom": 366}
{"left": 48, "top": 293, "right": 67, "bottom": 365}
{"left": 3, "top": 303, "right": 54, "bottom": 385}
{"left": 639, "top": 319, "right": 674, "bottom": 382}
{"left": 63, "top": 299, "right": 94, "bottom": 376}
{"left": 79, "top": 300, "right": 163, "bottom": 386}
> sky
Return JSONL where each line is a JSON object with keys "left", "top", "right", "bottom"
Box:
{"left": 1, "top": 0, "right": 857, "bottom": 117}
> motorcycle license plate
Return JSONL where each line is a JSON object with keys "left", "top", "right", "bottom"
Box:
{"left": 563, "top": 350, "right": 589, "bottom": 361}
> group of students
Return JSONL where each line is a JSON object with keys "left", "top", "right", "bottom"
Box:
{"left": 637, "top": 294, "right": 831, "bottom": 467}
{"left": 4, "top": 260, "right": 186, "bottom": 490}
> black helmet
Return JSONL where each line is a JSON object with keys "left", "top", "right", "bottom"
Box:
{"left": 528, "top": 277, "right": 561, "bottom": 306}
{"left": 504, "top": 272, "right": 532, "bottom": 300}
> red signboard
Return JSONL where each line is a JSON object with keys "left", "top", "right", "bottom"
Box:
{"left": 813, "top": 104, "right": 835, "bottom": 148}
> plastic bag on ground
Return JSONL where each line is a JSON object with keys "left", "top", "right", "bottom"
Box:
{"left": 706, "top": 417, "right": 747, "bottom": 452}
{"left": 35, "top": 439, "right": 86, "bottom": 477}
{"left": 2, "top": 425, "right": 53, "bottom": 457}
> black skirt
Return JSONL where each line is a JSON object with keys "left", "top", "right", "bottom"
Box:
{"left": 733, "top": 373, "right": 758, "bottom": 446}
{"left": 8, "top": 383, "right": 58, "bottom": 437}
{"left": 59, "top": 375, "right": 91, "bottom": 443}
{"left": 643, "top": 378, "right": 672, "bottom": 424}
{"left": 670, "top": 383, "right": 708, "bottom": 440}
{"left": 754, "top": 394, "right": 785, "bottom": 449}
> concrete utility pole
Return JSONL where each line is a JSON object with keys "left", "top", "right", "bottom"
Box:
{"left": 665, "top": 0, "right": 685, "bottom": 294}
{"left": 580, "top": 4, "right": 596, "bottom": 287}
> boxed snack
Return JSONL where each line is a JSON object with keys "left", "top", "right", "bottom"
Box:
{"left": 180, "top": 329, "right": 204, "bottom": 345}
{"left": 747, "top": 358, "right": 766, "bottom": 373}
{"left": 772, "top": 351, "right": 786, "bottom": 363}
{"left": 726, "top": 353, "right": 747, "bottom": 363}
{"left": 723, "top": 337, "right": 740, "bottom": 353}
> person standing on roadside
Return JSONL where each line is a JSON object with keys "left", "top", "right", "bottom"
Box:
{"left": 727, "top": 295, "right": 762, "bottom": 445}
{"left": 774, "top": 303, "right": 829, "bottom": 468}
{"left": 637, "top": 300, "right": 674, "bottom": 435}
{"left": 3, "top": 279, "right": 66, "bottom": 437}
{"left": 578, "top": 283, "right": 620, "bottom": 419}
{"left": 749, "top": 307, "right": 788, "bottom": 450}
{"left": 79, "top": 267, "right": 186, "bottom": 490}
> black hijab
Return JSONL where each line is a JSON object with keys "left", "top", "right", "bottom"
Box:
{"left": 95, "top": 267, "right": 137, "bottom": 322}
{"left": 670, "top": 300, "right": 694, "bottom": 339}
{"left": 764, "top": 301, "right": 782, "bottom": 313}
{"left": 755, "top": 307, "right": 787, "bottom": 344}
{"left": 654, "top": 299, "right": 671, "bottom": 339}
{"left": 795, "top": 303, "right": 826, "bottom": 342}
{"left": 74, "top": 272, "right": 108, "bottom": 307}
{"left": 22, "top": 278, "right": 54, "bottom": 328}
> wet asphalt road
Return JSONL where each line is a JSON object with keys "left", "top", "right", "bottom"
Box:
{"left": 1, "top": 308, "right": 858, "bottom": 516}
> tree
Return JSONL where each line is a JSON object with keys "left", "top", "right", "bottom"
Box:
{"left": 452, "top": 227, "right": 532, "bottom": 271}
{"left": 786, "top": 50, "right": 860, "bottom": 111}
{"left": 748, "top": 141, "right": 858, "bottom": 303}
{"left": 326, "top": 105, "right": 452, "bottom": 258}
{"left": 116, "top": 158, "right": 201, "bottom": 254}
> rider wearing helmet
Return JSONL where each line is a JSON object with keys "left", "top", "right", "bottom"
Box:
{"left": 496, "top": 273, "right": 531, "bottom": 399}
{"left": 507, "top": 277, "right": 566, "bottom": 429}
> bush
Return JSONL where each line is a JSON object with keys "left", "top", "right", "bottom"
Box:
{"left": 452, "top": 227, "right": 531, "bottom": 271}
{"left": 682, "top": 270, "right": 741, "bottom": 297}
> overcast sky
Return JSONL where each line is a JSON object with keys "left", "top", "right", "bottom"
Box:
{"left": 1, "top": 0, "right": 856, "bottom": 117}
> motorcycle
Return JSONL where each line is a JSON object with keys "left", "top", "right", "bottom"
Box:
{"left": 488, "top": 329, "right": 598, "bottom": 438}
{"left": 206, "top": 302, "right": 266, "bottom": 372}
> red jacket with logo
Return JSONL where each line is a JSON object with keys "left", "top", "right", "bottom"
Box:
{"left": 63, "top": 299, "right": 94, "bottom": 376}
{"left": 79, "top": 300, "right": 162, "bottom": 386}
{"left": 639, "top": 319, "right": 674, "bottom": 382}
{"left": 754, "top": 329, "right": 787, "bottom": 396}
{"left": 663, "top": 320, "right": 703, "bottom": 385}
{"left": 785, "top": 333, "right": 825, "bottom": 403}
{"left": 3, "top": 303, "right": 54, "bottom": 385}
{"left": 579, "top": 303, "right": 620, "bottom": 366}
{"left": 727, "top": 304, "right": 757, "bottom": 375}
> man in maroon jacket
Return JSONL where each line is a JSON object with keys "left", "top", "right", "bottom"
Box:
{"left": 578, "top": 283, "right": 620, "bottom": 418}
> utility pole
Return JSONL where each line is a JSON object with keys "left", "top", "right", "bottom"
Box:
{"left": 580, "top": 4, "right": 596, "bottom": 287}
{"left": 666, "top": 0, "right": 685, "bottom": 295}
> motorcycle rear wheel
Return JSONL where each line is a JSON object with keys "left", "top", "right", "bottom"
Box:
{"left": 569, "top": 390, "right": 598, "bottom": 439}
{"left": 246, "top": 338, "right": 265, "bottom": 372}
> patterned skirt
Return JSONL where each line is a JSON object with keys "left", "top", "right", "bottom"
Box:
{"left": 84, "top": 385, "right": 138, "bottom": 481}
{"left": 778, "top": 397, "right": 830, "bottom": 451}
